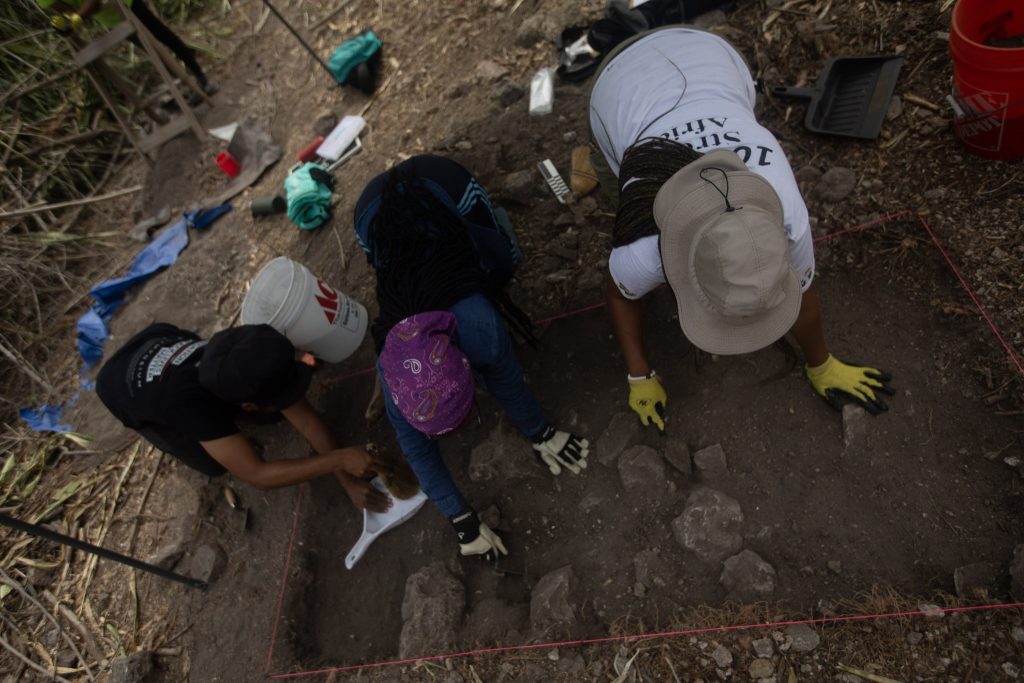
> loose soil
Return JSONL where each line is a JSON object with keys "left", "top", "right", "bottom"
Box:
{"left": 26, "top": 0, "right": 1024, "bottom": 681}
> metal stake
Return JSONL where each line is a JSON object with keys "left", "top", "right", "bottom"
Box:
{"left": 0, "top": 512, "right": 208, "bottom": 591}
{"left": 260, "top": 0, "right": 335, "bottom": 80}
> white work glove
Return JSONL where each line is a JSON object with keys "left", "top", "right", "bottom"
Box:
{"left": 531, "top": 426, "right": 589, "bottom": 475}
{"left": 451, "top": 510, "right": 507, "bottom": 559}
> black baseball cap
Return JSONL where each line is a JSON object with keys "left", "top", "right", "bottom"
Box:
{"left": 198, "top": 325, "right": 312, "bottom": 409}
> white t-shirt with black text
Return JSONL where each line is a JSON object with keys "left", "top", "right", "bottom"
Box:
{"left": 589, "top": 28, "right": 815, "bottom": 300}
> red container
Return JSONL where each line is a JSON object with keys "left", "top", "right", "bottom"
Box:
{"left": 950, "top": 0, "right": 1024, "bottom": 160}
{"left": 216, "top": 151, "right": 241, "bottom": 177}
{"left": 296, "top": 135, "right": 325, "bottom": 163}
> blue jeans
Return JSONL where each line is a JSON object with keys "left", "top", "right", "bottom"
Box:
{"left": 379, "top": 294, "right": 547, "bottom": 518}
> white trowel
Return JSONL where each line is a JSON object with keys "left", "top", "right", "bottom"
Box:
{"left": 344, "top": 477, "right": 428, "bottom": 569}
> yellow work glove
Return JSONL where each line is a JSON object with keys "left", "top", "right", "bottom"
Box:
{"left": 452, "top": 511, "right": 507, "bottom": 559}
{"left": 627, "top": 371, "right": 667, "bottom": 433}
{"left": 51, "top": 13, "right": 83, "bottom": 34}
{"left": 805, "top": 354, "right": 894, "bottom": 415}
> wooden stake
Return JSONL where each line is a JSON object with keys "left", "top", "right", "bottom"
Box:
{"left": 0, "top": 185, "right": 142, "bottom": 220}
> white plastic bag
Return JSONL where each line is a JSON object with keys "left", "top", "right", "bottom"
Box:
{"left": 529, "top": 68, "right": 554, "bottom": 116}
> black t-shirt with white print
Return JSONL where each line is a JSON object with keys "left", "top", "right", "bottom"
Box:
{"left": 96, "top": 323, "right": 238, "bottom": 443}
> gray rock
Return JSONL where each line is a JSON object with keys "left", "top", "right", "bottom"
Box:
{"left": 475, "top": 59, "right": 509, "bottom": 82}
{"left": 530, "top": 566, "right": 575, "bottom": 634}
{"left": 748, "top": 658, "right": 775, "bottom": 679}
{"left": 711, "top": 642, "right": 733, "bottom": 668}
{"left": 479, "top": 504, "right": 501, "bottom": 530}
{"left": 794, "top": 165, "right": 822, "bottom": 185}
{"left": 886, "top": 95, "right": 904, "bottom": 120}
{"left": 814, "top": 167, "right": 857, "bottom": 202}
{"left": 954, "top": 562, "right": 1001, "bottom": 598}
{"left": 1011, "top": 545, "right": 1024, "bottom": 601}
{"left": 1012, "top": 626, "right": 1024, "bottom": 643}
{"left": 634, "top": 548, "right": 668, "bottom": 589}
{"left": 842, "top": 403, "right": 870, "bottom": 452}
{"left": 468, "top": 418, "right": 540, "bottom": 482}
{"left": 576, "top": 268, "right": 605, "bottom": 292}
{"left": 597, "top": 412, "right": 640, "bottom": 466}
{"left": 827, "top": 559, "right": 842, "bottom": 575}
{"left": 906, "top": 631, "right": 924, "bottom": 645}
{"left": 455, "top": 140, "right": 473, "bottom": 151}
{"left": 190, "top": 544, "right": 227, "bottom": 584}
{"left": 463, "top": 597, "right": 528, "bottom": 644}
{"left": 562, "top": 131, "right": 578, "bottom": 143}
{"left": 578, "top": 196, "right": 598, "bottom": 215}
{"left": 109, "top": 651, "right": 154, "bottom": 683}
{"left": 720, "top": 550, "right": 776, "bottom": 600}
{"left": 312, "top": 110, "right": 337, "bottom": 137}
{"left": 752, "top": 637, "right": 774, "bottom": 658}
{"left": 918, "top": 602, "right": 945, "bottom": 618}
{"left": 923, "top": 187, "right": 946, "bottom": 201}
{"left": 446, "top": 672, "right": 465, "bottom": 683}
{"left": 663, "top": 440, "right": 690, "bottom": 475}
{"left": 692, "top": 9, "right": 727, "bottom": 27}
{"left": 515, "top": 12, "right": 560, "bottom": 47}
{"left": 502, "top": 170, "right": 537, "bottom": 206}
{"left": 493, "top": 77, "right": 525, "bottom": 108}
{"left": 446, "top": 82, "right": 470, "bottom": 100}
{"left": 693, "top": 444, "right": 728, "bottom": 479}
{"left": 672, "top": 488, "right": 744, "bottom": 563}
{"left": 145, "top": 541, "right": 186, "bottom": 571}
{"left": 617, "top": 445, "right": 666, "bottom": 494}
{"left": 399, "top": 562, "right": 466, "bottom": 658}
{"left": 557, "top": 651, "right": 585, "bottom": 673}
{"left": 550, "top": 244, "right": 578, "bottom": 262}
{"left": 785, "top": 623, "right": 820, "bottom": 652}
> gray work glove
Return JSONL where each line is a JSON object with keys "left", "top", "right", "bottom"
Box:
{"left": 451, "top": 510, "right": 508, "bottom": 559}
{"left": 531, "top": 426, "right": 589, "bottom": 475}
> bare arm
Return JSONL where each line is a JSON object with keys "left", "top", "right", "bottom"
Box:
{"left": 281, "top": 397, "right": 391, "bottom": 511}
{"left": 199, "top": 433, "right": 379, "bottom": 491}
{"left": 282, "top": 398, "right": 338, "bottom": 454}
{"left": 788, "top": 284, "right": 829, "bottom": 367}
{"left": 605, "top": 274, "right": 651, "bottom": 376}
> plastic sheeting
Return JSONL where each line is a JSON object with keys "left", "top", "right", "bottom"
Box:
{"left": 20, "top": 206, "right": 230, "bottom": 432}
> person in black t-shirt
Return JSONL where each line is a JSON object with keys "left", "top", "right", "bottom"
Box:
{"left": 96, "top": 323, "right": 391, "bottom": 511}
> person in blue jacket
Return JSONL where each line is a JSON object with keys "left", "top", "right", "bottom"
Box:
{"left": 354, "top": 155, "right": 589, "bottom": 559}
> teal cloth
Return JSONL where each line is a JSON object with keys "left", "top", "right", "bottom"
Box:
{"left": 284, "top": 163, "right": 332, "bottom": 230}
{"left": 327, "top": 31, "right": 382, "bottom": 84}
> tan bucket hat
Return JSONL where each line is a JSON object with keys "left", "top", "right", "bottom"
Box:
{"left": 654, "top": 149, "right": 800, "bottom": 355}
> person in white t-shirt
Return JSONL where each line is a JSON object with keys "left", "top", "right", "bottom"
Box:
{"left": 588, "top": 27, "right": 893, "bottom": 432}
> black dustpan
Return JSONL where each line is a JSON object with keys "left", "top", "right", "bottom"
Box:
{"left": 772, "top": 55, "right": 904, "bottom": 140}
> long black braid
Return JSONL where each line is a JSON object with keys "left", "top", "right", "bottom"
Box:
{"left": 367, "top": 163, "right": 535, "bottom": 350}
{"left": 613, "top": 137, "right": 704, "bottom": 247}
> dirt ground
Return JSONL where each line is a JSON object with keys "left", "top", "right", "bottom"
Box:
{"left": 23, "top": 0, "right": 1024, "bottom": 681}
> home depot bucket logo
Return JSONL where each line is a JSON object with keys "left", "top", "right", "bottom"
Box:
{"left": 315, "top": 280, "right": 341, "bottom": 324}
{"left": 954, "top": 87, "right": 1009, "bottom": 152}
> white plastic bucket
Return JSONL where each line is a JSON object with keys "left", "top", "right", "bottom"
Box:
{"left": 241, "top": 256, "right": 368, "bottom": 363}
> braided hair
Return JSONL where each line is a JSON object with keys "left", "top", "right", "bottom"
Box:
{"left": 613, "top": 137, "right": 703, "bottom": 248}
{"left": 366, "top": 162, "right": 534, "bottom": 350}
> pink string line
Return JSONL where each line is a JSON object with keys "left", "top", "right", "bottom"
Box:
{"left": 267, "top": 601, "right": 1024, "bottom": 679}
{"left": 812, "top": 209, "right": 914, "bottom": 244}
{"left": 915, "top": 213, "right": 1024, "bottom": 376}
{"left": 264, "top": 484, "right": 305, "bottom": 675}
{"left": 271, "top": 210, "right": 1023, "bottom": 677}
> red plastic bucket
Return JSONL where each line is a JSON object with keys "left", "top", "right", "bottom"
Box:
{"left": 950, "top": 0, "right": 1024, "bottom": 160}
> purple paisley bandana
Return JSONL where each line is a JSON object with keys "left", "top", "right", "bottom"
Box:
{"left": 379, "top": 311, "right": 473, "bottom": 436}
